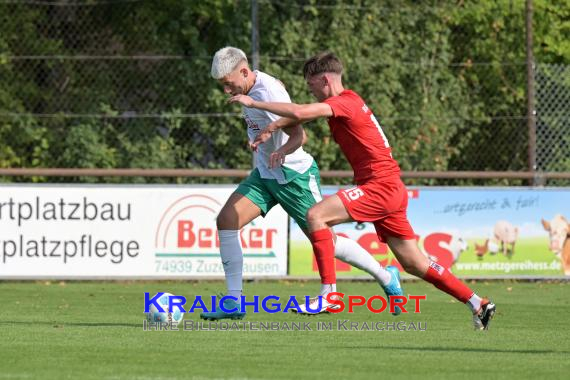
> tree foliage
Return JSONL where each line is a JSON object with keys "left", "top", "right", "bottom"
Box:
{"left": 0, "top": 0, "right": 568, "bottom": 183}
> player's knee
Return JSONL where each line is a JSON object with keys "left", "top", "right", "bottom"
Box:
{"left": 395, "top": 255, "right": 418, "bottom": 275}
{"left": 216, "top": 212, "right": 232, "bottom": 230}
{"left": 305, "top": 207, "right": 323, "bottom": 226}
{"left": 399, "top": 259, "right": 424, "bottom": 277}
{"left": 215, "top": 214, "right": 225, "bottom": 230}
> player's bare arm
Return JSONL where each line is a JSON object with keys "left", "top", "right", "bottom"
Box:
{"left": 267, "top": 124, "right": 304, "bottom": 169}
{"left": 247, "top": 116, "right": 297, "bottom": 152}
{"left": 251, "top": 115, "right": 299, "bottom": 149}
{"left": 228, "top": 94, "right": 333, "bottom": 122}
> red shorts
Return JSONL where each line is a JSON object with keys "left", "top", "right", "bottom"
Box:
{"left": 337, "top": 177, "right": 415, "bottom": 243}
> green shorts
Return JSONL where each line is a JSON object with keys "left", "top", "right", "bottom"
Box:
{"left": 236, "top": 162, "right": 322, "bottom": 230}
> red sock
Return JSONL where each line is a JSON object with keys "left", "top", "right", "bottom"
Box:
{"left": 423, "top": 261, "right": 473, "bottom": 303}
{"left": 310, "top": 229, "right": 336, "bottom": 285}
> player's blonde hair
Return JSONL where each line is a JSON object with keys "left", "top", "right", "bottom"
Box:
{"left": 211, "top": 47, "right": 248, "bottom": 79}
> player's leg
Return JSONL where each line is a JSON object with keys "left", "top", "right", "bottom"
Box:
{"left": 333, "top": 236, "right": 393, "bottom": 289}
{"left": 363, "top": 177, "right": 495, "bottom": 325}
{"left": 271, "top": 163, "right": 390, "bottom": 313}
{"left": 296, "top": 223, "right": 396, "bottom": 315}
{"left": 201, "top": 170, "right": 276, "bottom": 321}
{"left": 269, "top": 169, "right": 348, "bottom": 314}
{"left": 200, "top": 192, "right": 261, "bottom": 321}
{"left": 279, "top": 194, "right": 350, "bottom": 314}
{"left": 306, "top": 182, "right": 394, "bottom": 282}
{"left": 275, "top": 163, "right": 392, "bottom": 288}
{"left": 323, "top": 185, "right": 395, "bottom": 291}
{"left": 268, "top": 163, "right": 339, "bottom": 298}
{"left": 302, "top": 183, "right": 404, "bottom": 313}
{"left": 216, "top": 192, "right": 262, "bottom": 299}
{"left": 305, "top": 194, "right": 352, "bottom": 293}
{"left": 385, "top": 233, "right": 496, "bottom": 329}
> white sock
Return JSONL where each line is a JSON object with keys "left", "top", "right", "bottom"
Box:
{"left": 218, "top": 230, "right": 243, "bottom": 303}
{"left": 467, "top": 293, "right": 482, "bottom": 313}
{"left": 319, "top": 283, "right": 336, "bottom": 296}
{"left": 335, "top": 236, "right": 392, "bottom": 286}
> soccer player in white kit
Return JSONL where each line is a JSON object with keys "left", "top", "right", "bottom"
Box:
{"left": 200, "top": 47, "right": 401, "bottom": 320}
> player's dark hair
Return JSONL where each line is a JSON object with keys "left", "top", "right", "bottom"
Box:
{"left": 303, "top": 52, "right": 343, "bottom": 79}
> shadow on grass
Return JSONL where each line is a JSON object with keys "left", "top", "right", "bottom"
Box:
{"left": 0, "top": 320, "right": 141, "bottom": 328}
{"left": 341, "top": 345, "right": 568, "bottom": 355}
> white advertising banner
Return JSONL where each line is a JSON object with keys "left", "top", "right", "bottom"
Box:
{"left": 0, "top": 185, "right": 289, "bottom": 279}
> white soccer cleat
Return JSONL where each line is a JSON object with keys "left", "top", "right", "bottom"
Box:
{"left": 472, "top": 298, "right": 496, "bottom": 330}
{"left": 296, "top": 294, "right": 341, "bottom": 315}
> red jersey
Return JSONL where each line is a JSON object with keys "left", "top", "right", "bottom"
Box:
{"left": 323, "top": 90, "right": 400, "bottom": 183}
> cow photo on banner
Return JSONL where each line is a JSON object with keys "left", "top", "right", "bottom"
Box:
{"left": 290, "top": 187, "right": 570, "bottom": 278}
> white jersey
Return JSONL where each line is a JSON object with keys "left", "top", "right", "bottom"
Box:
{"left": 242, "top": 71, "right": 314, "bottom": 184}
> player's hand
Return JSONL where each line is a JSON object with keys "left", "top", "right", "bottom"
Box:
{"left": 248, "top": 141, "right": 258, "bottom": 152}
{"left": 251, "top": 128, "right": 272, "bottom": 150}
{"left": 228, "top": 94, "right": 254, "bottom": 107}
{"left": 269, "top": 151, "right": 285, "bottom": 168}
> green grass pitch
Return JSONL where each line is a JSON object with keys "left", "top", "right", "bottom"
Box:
{"left": 1, "top": 280, "right": 570, "bottom": 379}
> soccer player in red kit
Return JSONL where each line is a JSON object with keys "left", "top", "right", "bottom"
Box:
{"left": 229, "top": 52, "right": 496, "bottom": 330}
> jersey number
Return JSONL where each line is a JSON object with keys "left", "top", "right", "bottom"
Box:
{"left": 346, "top": 187, "right": 365, "bottom": 201}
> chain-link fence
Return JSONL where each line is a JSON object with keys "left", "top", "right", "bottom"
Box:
{"left": 0, "top": 0, "right": 568, "bottom": 185}
{"left": 536, "top": 64, "right": 570, "bottom": 175}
